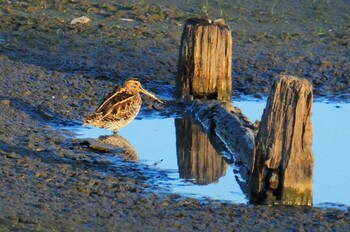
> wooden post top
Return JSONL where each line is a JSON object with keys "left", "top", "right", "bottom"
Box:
{"left": 176, "top": 17, "right": 233, "bottom": 101}
{"left": 184, "top": 18, "right": 230, "bottom": 30}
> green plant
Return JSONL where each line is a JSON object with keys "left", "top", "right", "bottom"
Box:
{"left": 201, "top": 0, "right": 210, "bottom": 18}
{"left": 270, "top": 0, "right": 279, "bottom": 15}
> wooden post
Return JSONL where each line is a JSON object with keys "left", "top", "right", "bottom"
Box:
{"left": 176, "top": 18, "right": 232, "bottom": 101}
{"left": 175, "top": 118, "right": 228, "bottom": 184}
{"left": 249, "top": 75, "right": 314, "bottom": 206}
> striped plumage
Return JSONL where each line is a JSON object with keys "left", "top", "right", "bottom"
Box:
{"left": 84, "top": 79, "right": 162, "bottom": 133}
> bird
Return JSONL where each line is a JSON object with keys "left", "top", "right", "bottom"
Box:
{"left": 84, "top": 78, "right": 163, "bottom": 133}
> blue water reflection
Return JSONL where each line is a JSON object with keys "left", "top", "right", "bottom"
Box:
{"left": 79, "top": 118, "right": 247, "bottom": 203}
{"left": 76, "top": 100, "right": 350, "bottom": 207}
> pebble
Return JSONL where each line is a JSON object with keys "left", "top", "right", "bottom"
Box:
{"left": 121, "top": 18, "right": 134, "bottom": 22}
{"left": 5, "top": 152, "right": 20, "bottom": 159}
{"left": 35, "top": 171, "right": 48, "bottom": 178}
{"left": 70, "top": 16, "right": 91, "bottom": 25}
{"left": 253, "top": 93, "right": 264, "bottom": 99}
{"left": 81, "top": 138, "right": 123, "bottom": 153}
{"left": 36, "top": 105, "right": 55, "bottom": 119}
{"left": 0, "top": 99, "right": 10, "bottom": 107}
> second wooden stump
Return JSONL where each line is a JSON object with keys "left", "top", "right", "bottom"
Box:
{"left": 249, "top": 75, "right": 314, "bottom": 206}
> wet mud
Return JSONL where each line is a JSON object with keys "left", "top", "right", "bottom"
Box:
{"left": 0, "top": 0, "right": 349, "bottom": 231}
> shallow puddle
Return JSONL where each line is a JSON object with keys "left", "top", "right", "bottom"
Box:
{"left": 70, "top": 100, "right": 350, "bottom": 208}
{"left": 74, "top": 117, "right": 247, "bottom": 203}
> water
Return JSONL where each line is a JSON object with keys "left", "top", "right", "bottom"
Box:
{"left": 71, "top": 100, "right": 350, "bottom": 208}
{"left": 75, "top": 118, "right": 247, "bottom": 203}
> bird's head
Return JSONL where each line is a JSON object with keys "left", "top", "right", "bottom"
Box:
{"left": 124, "top": 78, "right": 163, "bottom": 103}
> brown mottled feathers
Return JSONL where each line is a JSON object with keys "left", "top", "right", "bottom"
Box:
{"left": 84, "top": 89, "right": 141, "bottom": 128}
{"left": 95, "top": 90, "right": 135, "bottom": 119}
{"left": 84, "top": 79, "right": 162, "bottom": 132}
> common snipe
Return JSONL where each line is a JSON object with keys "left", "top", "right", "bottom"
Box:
{"left": 84, "top": 78, "right": 162, "bottom": 133}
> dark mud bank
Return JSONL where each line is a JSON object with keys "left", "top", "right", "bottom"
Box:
{"left": 1, "top": 0, "right": 349, "bottom": 101}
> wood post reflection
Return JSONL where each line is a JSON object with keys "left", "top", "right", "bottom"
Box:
{"left": 175, "top": 118, "right": 228, "bottom": 184}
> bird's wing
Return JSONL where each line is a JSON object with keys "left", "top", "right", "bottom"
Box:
{"left": 95, "top": 87, "right": 127, "bottom": 111}
{"left": 95, "top": 90, "right": 137, "bottom": 120}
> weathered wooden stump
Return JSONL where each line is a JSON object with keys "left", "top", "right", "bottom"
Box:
{"left": 176, "top": 18, "right": 232, "bottom": 101}
{"left": 175, "top": 118, "right": 228, "bottom": 184}
{"left": 249, "top": 75, "right": 314, "bottom": 206}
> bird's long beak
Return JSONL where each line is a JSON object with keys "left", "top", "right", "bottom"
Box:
{"left": 140, "top": 88, "right": 163, "bottom": 103}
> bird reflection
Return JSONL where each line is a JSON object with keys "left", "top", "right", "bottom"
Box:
{"left": 97, "top": 134, "right": 139, "bottom": 161}
{"left": 175, "top": 118, "right": 228, "bottom": 184}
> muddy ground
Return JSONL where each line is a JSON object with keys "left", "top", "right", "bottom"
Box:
{"left": 0, "top": 0, "right": 349, "bottom": 231}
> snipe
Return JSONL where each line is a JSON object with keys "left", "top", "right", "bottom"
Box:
{"left": 84, "top": 78, "right": 162, "bottom": 133}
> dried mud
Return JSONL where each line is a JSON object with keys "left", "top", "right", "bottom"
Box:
{"left": 0, "top": 0, "right": 349, "bottom": 231}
